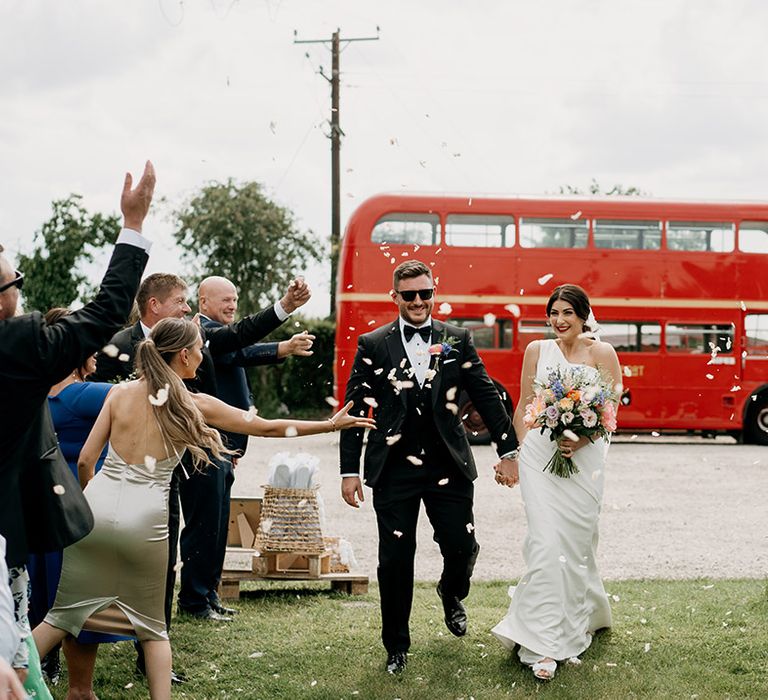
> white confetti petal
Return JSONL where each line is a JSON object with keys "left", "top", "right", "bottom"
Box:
{"left": 284, "top": 426, "right": 298, "bottom": 437}
{"left": 558, "top": 555, "right": 567, "bottom": 563}
{"left": 504, "top": 304, "right": 521, "bottom": 318}
{"left": 249, "top": 651, "right": 264, "bottom": 658}
{"left": 52, "top": 484, "right": 66, "bottom": 495}
{"left": 612, "top": 594, "right": 620, "bottom": 602}
{"left": 406, "top": 455, "right": 423, "bottom": 466}
{"left": 570, "top": 210, "right": 582, "bottom": 220}
{"left": 363, "top": 397, "right": 379, "bottom": 408}
{"left": 102, "top": 344, "right": 119, "bottom": 358}
{"left": 483, "top": 313, "right": 496, "bottom": 327}
{"left": 260, "top": 518, "right": 273, "bottom": 533}
{"left": 623, "top": 366, "right": 632, "bottom": 377}
{"left": 445, "top": 402, "right": 459, "bottom": 415}
{"left": 461, "top": 361, "right": 472, "bottom": 369}
{"left": 118, "top": 353, "right": 130, "bottom": 362}
{"left": 393, "top": 530, "right": 403, "bottom": 538}
{"left": 537, "top": 273, "right": 554, "bottom": 285}
{"left": 324, "top": 396, "right": 340, "bottom": 407}
{"left": 385, "top": 434, "right": 402, "bottom": 446}
{"left": 437, "top": 302, "right": 453, "bottom": 315}
{"left": 145, "top": 455, "right": 157, "bottom": 473}
{"left": 651, "top": 431, "right": 660, "bottom": 437}
{"left": 148, "top": 383, "right": 170, "bottom": 407}
{"left": 465, "top": 522, "right": 475, "bottom": 533}
{"left": 438, "top": 478, "right": 449, "bottom": 486}
{"left": 373, "top": 368, "right": 384, "bottom": 376}
{"left": 362, "top": 357, "right": 373, "bottom": 365}
{"left": 643, "top": 643, "right": 651, "bottom": 653}
{"left": 446, "top": 386, "right": 458, "bottom": 401}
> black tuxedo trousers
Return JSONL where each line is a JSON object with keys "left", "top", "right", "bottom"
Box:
{"left": 373, "top": 445, "right": 479, "bottom": 654}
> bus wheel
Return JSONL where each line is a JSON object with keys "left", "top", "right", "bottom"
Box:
{"left": 745, "top": 399, "right": 768, "bottom": 446}
{"left": 459, "top": 382, "right": 513, "bottom": 446}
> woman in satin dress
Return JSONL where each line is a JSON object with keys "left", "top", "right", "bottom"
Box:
{"left": 492, "top": 285, "right": 622, "bottom": 681}
{"left": 32, "top": 318, "right": 376, "bottom": 700}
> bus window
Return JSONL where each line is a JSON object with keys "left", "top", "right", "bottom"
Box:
{"left": 445, "top": 214, "right": 515, "bottom": 247}
{"left": 449, "top": 318, "right": 494, "bottom": 348}
{"left": 666, "top": 324, "right": 734, "bottom": 354}
{"left": 371, "top": 213, "right": 440, "bottom": 245}
{"left": 519, "top": 218, "right": 588, "bottom": 249}
{"left": 738, "top": 222, "right": 768, "bottom": 253}
{"left": 667, "top": 222, "right": 734, "bottom": 252}
{"left": 594, "top": 220, "right": 661, "bottom": 250}
{"left": 593, "top": 322, "right": 661, "bottom": 351}
{"left": 745, "top": 314, "right": 768, "bottom": 357}
{"left": 518, "top": 321, "right": 555, "bottom": 344}
{"left": 499, "top": 319, "right": 514, "bottom": 348}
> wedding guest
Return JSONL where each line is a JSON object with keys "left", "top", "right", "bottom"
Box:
{"left": 33, "top": 317, "right": 375, "bottom": 700}
{"left": 1, "top": 536, "right": 27, "bottom": 700}
{"left": 0, "top": 161, "right": 155, "bottom": 688}
{"left": 190, "top": 275, "right": 315, "bottom": 619}
{"left": 491, "top": 284, "right": 621, "bottom": 680}
{"left": 339, "top": 259, "right": 519, "bottom": 674}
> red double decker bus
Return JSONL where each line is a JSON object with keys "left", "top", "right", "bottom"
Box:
{"left": 334, "top": 193, "right": 768, "bottom": 444}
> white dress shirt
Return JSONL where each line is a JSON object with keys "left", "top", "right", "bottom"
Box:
{"left": 399, "top": 316, "right": 433, "bottom": 387}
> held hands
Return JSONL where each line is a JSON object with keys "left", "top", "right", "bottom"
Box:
{"left": 121, "top": 160, "right": 156, "bottom": 233}
{"left": 331, "top": 400, "right": 377, "bottom": 432}
{"left": 494, "top": 457, "right": 519, "bottom": 488}
{"left": 341, "top": 476, "right": 364, "bottom": 508}
{"left": 0, "top": 659, "right": 26, "bottom": 700}
{"left": 280, "top": 276, "right": 311, "bottom": 314}
{"left": 558, "top": 434, "right": 589, "bottom": 459}
{"left": 278, "top": 331, "right": 316, "bottom": 358}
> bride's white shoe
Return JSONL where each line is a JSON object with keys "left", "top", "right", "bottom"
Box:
{"left": 531, "top": 658, "right": 557, "bottom": 681}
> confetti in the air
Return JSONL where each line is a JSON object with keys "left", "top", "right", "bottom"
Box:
{"left": 362, "top": 357, "right": 372, "bottom": 365}
{"left": 118, "top": 353, "right": 129, "bottom": 362}
{"left": 461, "top": 361, "right": 472, "bottom": 369}
{"left": 393, "top": 530, "right": 403, "bottom": 538}
{"left": 558, "top": 555, "right": 567, "bottom": 563}
{"left": 285, "top": 426, "right": 298, "bottom": 437}
{"left": 538, "top": 273, "right": 554, "bottom": 285}
{"left": 385, "top": 434, "right": 402, "bottom": 446}
{"left": 438, "top": 478, "right": 449, "bottom": 486}
{"left": 148, "top": 383, "right": 170, "bottom": 407}
{"left": 446, "top": 386, "right": 458, "bottom": 401}
{"left": 570, "top": 210, "right": 582, "bottom": 220}
{"left": 325, "top": 396, "right": 340, "bottom": 407}
{"left": 406, "top": 455, "right": 423, "bottom": 466}
{"left": 363, "top": 397, "right": 379, "bottom": 408}
{"left": 445, "top": 402, "right": 459, "bottom": 415}
{"left": 52, "top": 484, "right": 66, "bottom": 495}
{"left": 651, "top": 431, "right": 660, "bottom": 437}
{"left": 483, "top": 313, "right": 496, "bottom": 326}
{"left": 102, "top": 344, "right": 119, "bottom": 358}
{"left": 145, "top": 455, "right": 157, "bottom": 473}
{"left": 504, "top": 304, "right": 521, "bottom": 317}
{"left": 466, "top": 523, "right": 475, "bottom": 533}
{"left": 438, "top": 302, "right": 453, "bottom": 315}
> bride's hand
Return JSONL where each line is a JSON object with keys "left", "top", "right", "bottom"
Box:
{"left": 494, "top": 457, "right": 519, "bottom": 488}
{"left": 558, "top": 434, "right": 589, "bottom": 458}
{"left": 331, "top": 401, "right": 377, "bottom": 431}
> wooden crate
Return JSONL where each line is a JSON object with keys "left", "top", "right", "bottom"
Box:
{"left": 228, "top": 497, "right": 262, "bottom": 547}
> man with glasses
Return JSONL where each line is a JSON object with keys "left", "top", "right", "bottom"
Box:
{"left": 0, "top": 161, "right": 155, "bottom": 688}
{"left": 339, "top": 259, "right": 520, "bottom": 675}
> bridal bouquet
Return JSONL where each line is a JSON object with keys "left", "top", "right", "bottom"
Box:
{"left": 523, "top": 366, "right": 619, "bottom": 478}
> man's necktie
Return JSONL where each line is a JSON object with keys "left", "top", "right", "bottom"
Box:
{"left": 403, "top": 325, "right": 432, "bottom": 343}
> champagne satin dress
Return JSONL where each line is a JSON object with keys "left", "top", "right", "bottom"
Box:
{"left": 45, "top": 446, "right": 180, "bottom": 641}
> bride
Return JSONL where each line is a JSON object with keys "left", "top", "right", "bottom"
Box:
{"left": 492, "top": 284, "right": 621, "bottom": 681}
{"left": 32, "top": 317, "right": 375, "bottom": 699}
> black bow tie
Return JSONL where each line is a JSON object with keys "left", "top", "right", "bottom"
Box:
{"left": 403, "top": 324, "right": 432, "bottom": 343}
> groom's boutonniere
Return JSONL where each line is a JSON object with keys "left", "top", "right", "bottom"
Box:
{"left": 428, "top": 332, "right": 460, "bottom": 372}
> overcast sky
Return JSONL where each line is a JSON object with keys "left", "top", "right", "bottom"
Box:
{"left": 3, "top": 0, "right": 768, "bottom": 316}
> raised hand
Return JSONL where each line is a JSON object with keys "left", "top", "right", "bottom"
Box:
{"left": 332, "top": 400, "right": 376, "bottom": 431}
{"left": 280, "top": 276, "right": 312, "bottom": 313}
{"left": 121, "top": 160, "right": 156, "bottom": 233}
{"left": 279, "top": 331, "right": 316, "bottom": 358}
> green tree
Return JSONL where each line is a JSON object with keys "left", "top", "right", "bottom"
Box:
{"left": 172, "top": 180, "right": 325, "bottom": 315}
{"left": 17, "top": 195, "right": 120, "bottom": 312}
{"left": 558, "top": 179, "right": 647, "bottom": 196}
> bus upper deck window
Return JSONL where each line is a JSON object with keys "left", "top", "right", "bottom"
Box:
{"left": 667, "top": 222, "right": 734, "bottom": 252}
{"left": 519, "top": 218, "right": 588, "bottom": 249}
{"left": 594, "top": 220, "right": 661, "bottom": 250}
{"left": 445, "top": 215, "right": 515, "bottom": 247}
{"left": 739, "top": 222, "right": 768, "bottom": 253}
{"left": 371, "top": 213, "right": 440, "bottom": 245}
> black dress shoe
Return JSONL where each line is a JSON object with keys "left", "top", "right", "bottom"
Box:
{"left": 135, "top": 653, "right": 186, "bottom": 684}
{"left": 40, "top": 648, "right": 61, "bottom": 686}
{"left": 170, "top": 670, "right": 188, "bottom": 684}
{"left": 209, "top": 600, "right": 238, "bottom": 616}
{"left": 385, "top": 651, "right": 407, "bottom": 674}
{"left": 436, "top": 584, "right": 467, "bottom": 637}
{"left": 178, "top": 606, "right": 233, "bottom": 622}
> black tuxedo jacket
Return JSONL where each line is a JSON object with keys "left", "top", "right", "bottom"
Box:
{"left": 90, "top": 306, "right": 285, "bottom": 397}
{"left": 0, "top": 242, "right": 148, "bottom": 566}
{"left": 339, "top": 318, "right": 517, "bottom": 487}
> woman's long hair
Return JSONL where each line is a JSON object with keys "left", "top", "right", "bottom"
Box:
{"left": 135, "top": 317, "right": 230, "bottom": 470}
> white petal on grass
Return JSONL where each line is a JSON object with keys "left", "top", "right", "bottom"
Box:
{"left": 612, "top": 594, "right": 620, "bottom": 602}
{"left": 643, "top": 643, "right": 651, "bottom": 653}
{"left": 124, "top": 682, "right": 134, "bottom": 689}
{"left": 504, "top": 304, "right": 521, "bottom": 318}
{"left": 446, "top": 386, "right": 458, "bottom": 401}
{"left": 249, "top": 651, "right": 264, "bottom": 659}
{"left": 537, "top": 273, "right": 554, "bottom": 285}
{"left": 483, "top": 313, "right": 496, "bottom": 327}
{"left": 363, "top": 397, "right": 379, "bottom": 408}
{"left": 562, "top": 429, "right": 578, "bottom": 442}
{"left": 148, "top": 383, "right": 170, "bottom": 407}
{"left": 438, "top": 478, "right": 449, "bottom": 486}
{"left": 437, "top": 302, "right": 453, "bottom": 315}
{"left": 284, "top": 426, "right": 298, "bottom": 437}
{"left": 102, "top": 344, "right": 119, "bottom": 358}
{"left": 52, "top": 484, "right": 66, "bottom": 495}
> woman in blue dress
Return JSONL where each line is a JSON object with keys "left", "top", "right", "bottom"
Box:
{"left": 27, "top": 308, "right": 131, "bottom": 699}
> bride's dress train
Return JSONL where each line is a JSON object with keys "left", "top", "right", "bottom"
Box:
{"left": 492, "top": 339, "right": 612, "bottom": 663}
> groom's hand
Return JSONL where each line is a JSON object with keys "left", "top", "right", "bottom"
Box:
{"left": 494, "top": 457, "right": 519, "bottom": 488}
{"left": 341, "top": 476, "right": 364, "bottom": 508}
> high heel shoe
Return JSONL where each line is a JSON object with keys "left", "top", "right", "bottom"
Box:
{"left": 531, "top": 658, "right": 557, "bottom": 681}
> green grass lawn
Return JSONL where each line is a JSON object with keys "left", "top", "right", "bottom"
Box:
{"left": 51, "top": 579, "right": 767, "bottom": 699}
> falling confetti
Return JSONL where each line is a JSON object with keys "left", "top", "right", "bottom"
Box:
{"left": 437, "top": 302, "right": 453, "bottom": 315}
{"left": 538, "top": 273, "right": 554, "bottom": 285}
{"left": 651, "top": 431, "right": 660, "bottom": 437}
{"left": 705, "top": 374, "right": 714, "bottom": 380}
{"left": 363, "top": 397, "right": 379, "bottom": 408}
{"left": 285, "top": 426, "right": 298, "bottom": 437}
{"left": 438, "top": 478, "right": 449, "bottom": 486}
{"left": 148, "top": 383, "right": 170, "bottom": 407}
{"left": 325, "top": 396, "right": 340, "bottom": 407}
{"left": 445, "top": 402, "right": 459, "bottom": 415}
{"left": 558, "top": 555, "right": 567, "bottom": 563}
{"left": 465, "top": 523, "right": 475, "bottom": 533}
{"left": 623, "top": 366, "right": 632, "bottom": 377}
{"left": 446, "top": 386, "right": 458, "bottom": 401}
{"left": 483, "top": 313, "right": 496, "bottom": 327}
{"left": 740, "top": 301, "right": 747, "bottom": 311}
{"left": 145, "top": 455, "right": 157, "bottom": 473}
{"left": 406, "top": 455, "right": 423, "bottom": 466}
{"left": 385, "top": 434, "right": 402, "bottom": 446}
{"left": 730, "top": 385, "right": 741, "bottom": 391}
{"left": 52, "top": 484, "right": 66, "bottom": 495}
{"left": 118, "top": 353, "right": 129, "bottom": 362}
{"left": 570, "top": 210, "right": 582, "bottom": 220}
{"left": 102, "top": 344, "right": 119, "bottom": 358}
{"left": 393, "top": 530, "right": 403, "bottom": 538}
{"left": 504, "top": 304, "right": 521, "bottom": 317}
{"left": 461, "top": 361, "right": 472, "bottom": 369}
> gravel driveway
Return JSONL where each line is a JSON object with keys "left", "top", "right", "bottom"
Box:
{"left": 234, "top": 434, "right": 767, "bottom": 581}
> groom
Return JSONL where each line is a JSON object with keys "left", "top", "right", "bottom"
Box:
{"left": 340, "top": 260, "right": 519, "bottom": 674}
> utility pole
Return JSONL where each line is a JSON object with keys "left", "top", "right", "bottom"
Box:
{"left": 294, "top": 27, "right": 379, "bottom": 318}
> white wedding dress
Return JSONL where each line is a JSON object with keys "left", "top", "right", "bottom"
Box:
{"left": 492, "top": 339, "right": 612, "bottom": 664}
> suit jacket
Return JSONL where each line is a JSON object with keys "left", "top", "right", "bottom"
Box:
{"left": 200, "top": 315, "right": 282, "bottom": 456}
{"left": 339, "top": 318, "right": 517, "bottom": 487}
{"left": 0, "top": 242, "right": 149, "bottom": 566}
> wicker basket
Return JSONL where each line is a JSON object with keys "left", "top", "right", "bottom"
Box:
{"left": 254, "top": 486, "right": 324, "bottom": 554}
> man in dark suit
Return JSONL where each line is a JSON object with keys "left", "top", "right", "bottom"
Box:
{"left": 340, "top": 260, "right": 520, "bottom": 674}
{"left": 0, "top": 161, "right": 155, "bottom": 683}
{"left": 196, "top": 275, "right": 315, "bottom": 615}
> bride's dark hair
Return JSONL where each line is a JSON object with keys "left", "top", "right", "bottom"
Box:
{"left": 135, "top": 317, "right": 231, "bottom": 470}
{"left": 546, "top": 284, "right": 593, "bottom": 332}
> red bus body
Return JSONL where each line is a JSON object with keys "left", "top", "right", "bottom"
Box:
{"left": 335, "top": 194, "right": 768, "bottom": 443}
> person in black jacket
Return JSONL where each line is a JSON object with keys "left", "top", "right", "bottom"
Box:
{"left": 339, "top": 260, "right": 520, "bottom": 675}
{"left": 197, "top": 275, "right": 315, "bottom": 616}
{"left": 0, "top": 160, "right": 155, "bottom": 686}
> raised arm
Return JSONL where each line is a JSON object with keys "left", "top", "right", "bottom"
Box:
{"left": 77, "top": 393, "right": 114, "bottom": 488}
{"left": 193, "top": 394, "right": 375, "bottom": 437}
